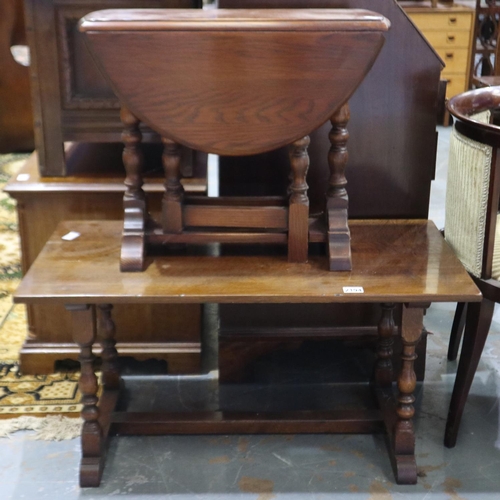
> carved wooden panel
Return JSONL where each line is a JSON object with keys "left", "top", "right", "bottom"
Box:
{"left": 56, "top": 7, "right": 119, "bottom": 109}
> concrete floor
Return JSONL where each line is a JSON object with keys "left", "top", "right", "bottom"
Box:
{"left": 3, "top": 126, "right": 500, "bottom": 499}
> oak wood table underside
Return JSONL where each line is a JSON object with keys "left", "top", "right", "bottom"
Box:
{"left": 14, "top": 220, "right": 480, "bottom": 487}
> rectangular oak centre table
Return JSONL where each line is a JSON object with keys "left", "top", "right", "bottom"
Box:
{"left": 13, "top": 219, "right": 481, "bottom": 487}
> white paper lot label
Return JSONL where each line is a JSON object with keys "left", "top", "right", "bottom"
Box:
{"left": 343, "top": 287, "right": 364, "bottom": 294}
{"left": 61, "top": 231, "right": 81, "bottom": 241}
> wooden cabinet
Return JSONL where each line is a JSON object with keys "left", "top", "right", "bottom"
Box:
{"left": 16, "top": 0, "right": 205, "bottom": 371}
{"left": 405, "top": 4, "right": 474, "bottom": 98}
{"left": 24, "top": 0, "right": 201, "bottom": 176}
{"left": 5, "top": 144, "right": 207, "bottom": 374}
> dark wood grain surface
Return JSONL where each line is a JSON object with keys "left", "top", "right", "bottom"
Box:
{"left": 14, "top": 220, "right": 480, "bottom": 305}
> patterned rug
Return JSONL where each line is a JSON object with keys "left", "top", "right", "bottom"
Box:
{"left": 0, "top": 154, "right": 83, "bottom": 420}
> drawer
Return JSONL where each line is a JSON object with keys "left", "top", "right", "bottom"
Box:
{"left": 437, "top": 47, "right": 469, "bottom": 73}
{"left": 443, "top": 74, "right": 467, "bottom": 98}
{"left": 410, "top": 12, "right": 473, "bottom": 31}
{"left": 422, "top": 30, "right": 471, "bottom": 48}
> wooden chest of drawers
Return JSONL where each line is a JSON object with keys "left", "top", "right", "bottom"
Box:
{"left": 405, "top": 4, "right": 474, "bottom": 98}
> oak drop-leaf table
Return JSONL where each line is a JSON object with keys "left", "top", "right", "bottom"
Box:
{"left": 13, "top": 219, "right": 480, "bottom": 487}
{"left": 79, "top": 8, "right": 390, "bottom": 273}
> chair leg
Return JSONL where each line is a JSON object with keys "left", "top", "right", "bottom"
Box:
{"left": 444, "top": 298, "right": 495, "bottom": 448}
{"left": 448, "top": 302, "right": 467, "bottom": 361}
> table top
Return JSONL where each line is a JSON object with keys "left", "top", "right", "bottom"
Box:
{"left": 79, "top": 9, "right": 389, "bottom": 157}
{"left": 13, "top": 220, "right": 481, "bottom": 305}
{"left": 80, "top": 9, "right": 390, "bottom": 32}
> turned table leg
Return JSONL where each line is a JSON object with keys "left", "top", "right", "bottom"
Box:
{"left": 392, "top": 304, "right": 426, "bottom": 485}
{"left": 67, "top": 304, "right": 103, "bottom": 487}
{"left": 374, "top": 303, "right": 427, "bottom": 485}
{"left": 162, "top": 137, "right": 184, "bottom": 233}
{"left": 326, "top": 103, "right": 352, "bottom": 271}
{"left": 288, "top": 135, "right": 310, "bottom": 263}
{"left": 375, "top": 303, "right": 396, "bottom": 388}
{"left": 98, "top": 304, "right": 120, "bottom": 390}
{"left": 68, "top": 303, "right": 122, "bottom": 487}
{"left": 120, "top": 107, "right": 147, "bottom": 272}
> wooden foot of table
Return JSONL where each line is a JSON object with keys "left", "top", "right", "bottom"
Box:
{"left": 79, "top": 386, "right": 120, "bottom": 487}
{"left": 327, "top": 207, "right": 352, "bottom": 271}
{"left": 81, "top": 388, "right": 121, "bottom": 487}
{"left": 121, "top": 215, "right": 146, "bottom": 272}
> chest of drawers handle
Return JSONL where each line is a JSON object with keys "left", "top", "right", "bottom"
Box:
{"left": 445, "top": 52, "right": 454, "bottom": 59}
{"left": 449, "top": 16, "right": 457, "bottom": 25}
{"left": 447, "top": 35, "right": 456, "bottom": 42}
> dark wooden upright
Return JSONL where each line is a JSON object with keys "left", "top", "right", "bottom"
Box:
{"left": 80, "top": 8, "right": 390, "bottom": 271}
{"left": 120, "top": 107, "right": 147, "bottom": 271}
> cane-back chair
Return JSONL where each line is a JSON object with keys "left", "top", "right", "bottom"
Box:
{"left": 444, "top": 86, "right": 500, "bottom": 447}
